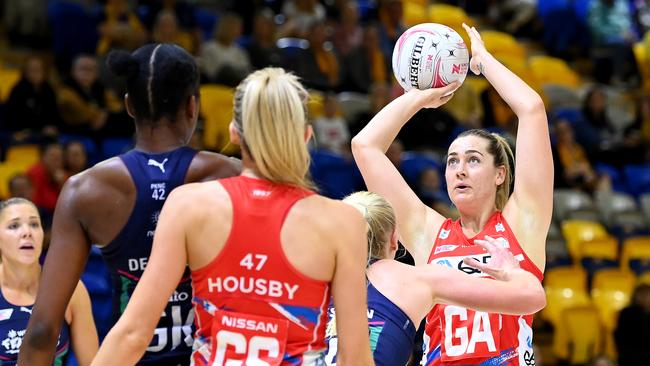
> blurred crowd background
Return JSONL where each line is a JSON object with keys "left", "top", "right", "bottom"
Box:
{"left": 1, "top": 0, "right": 650, "bottom": 365}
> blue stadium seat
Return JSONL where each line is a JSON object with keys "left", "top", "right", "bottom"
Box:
{"left": 47, "top": 1, "right": 99, "bottom": 63}
{"left": 400, "top": 152, "right": 443, "bottom": 187}
{"left": 623, "top": 164, "right": 650, "bottom": 196}
{"left": 195, "top": 8, "right": 218, "bottom": 41}
{"left": 310, "top": 149, "right": 363, "bottom": 199}
{"left": 101, "top": 138, "right": 134, "bottom": 159}
{"left": 594, "top": 163, "right": 626, "bottom": 192}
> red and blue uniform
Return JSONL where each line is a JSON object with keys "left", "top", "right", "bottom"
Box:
{"left": 422, "top": 212, "right": 543, "bottom": 366}
{"left": 191, "top": 176, "right": 330, "bottom": 366}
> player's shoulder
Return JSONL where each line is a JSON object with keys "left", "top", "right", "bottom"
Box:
{"left": 295, "top": 194, "right": 365, "bottom": 234}
{"left": 188, "top": 151, "right": 242, "bottom": 182}
{"left": 62, "top": 157, "right": 131, "bottom": 200}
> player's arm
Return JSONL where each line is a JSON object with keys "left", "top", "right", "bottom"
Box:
{"left": 463, "top": 24, "right": 553, "bottom": 269}
{"left": 417, "top": 236, "right": 546, "bottom": 315}
{"left": 19, "top": 177, "right": 93, "bottom": 366}
{"left": 351, "top": 82, "right": 458, "bottom": 265}
{"left": 68, "top": 281, "right": 99, "bottom": 366}
{"left": 91, "top": 187, "right": 192, "bottom": 366}
{"left": 329, "top": 203, "right": 375, "bottom": 366}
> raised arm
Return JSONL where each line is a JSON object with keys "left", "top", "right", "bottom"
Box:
{"left": 417, "top": 236, "right": 546, "bottom": 315}
{"left": 351, "top": 82, "right": 458, "bottom": 265}
{"left": 329, "top": 203, "right": 375, "bottom": 366}
{"left": 91, "top": 188, "right": 190, "bottom": 366}
{"left": 19, "top": 178, "right": 93, "bottom": 366}
{"left": 463, "top": 24, "right": 553, "bottom": 269}
{"left": 68, "top": 282, "right": 99, "bottom": 366}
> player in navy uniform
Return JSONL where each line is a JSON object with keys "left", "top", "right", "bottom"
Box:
{"left": 0, "top": 198, "right": 97, "bottom": 366}
{"left": 19, "top": 44, "right": 241, "bottom": 366}
{"left": 324, "top": 192, "right": 545, "bottom": 366}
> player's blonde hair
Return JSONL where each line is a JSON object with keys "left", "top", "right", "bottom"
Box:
{"left": 233, "top": 68, "right": 313, "bottom": 189}
{"left": 343, "top": 191, "right": 396, "bottom": 261}
{"left": 456, "top": 129, "right": 514, "bottom": 210}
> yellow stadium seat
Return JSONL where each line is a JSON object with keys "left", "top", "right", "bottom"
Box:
{"left": 638, "top": 271, "right": 650, "bottom": 285}
{"left": 581, "top": 236, "right": 618, "bottom": 263}
{"left": 528, "top": 55, "right": 581, "bottom": 88}
{"left": 591, "top": 269, "right": 636, "bottom": 330}
{"left": 463, "top": 76, "right": 489, "bottom": 95}
{"left": 199, "top": 84, "right": 239, "bottom": 155}
{"left": 636, "top": 39, "right": 650, "bottom": 93}
{"left": 403, "top": 2, "right": 428, "bottom": 27}
{"left": 0, "top": 68, "right": 21, "bottom": 102}
{"left": 481, "top": 30, "right": 527, "bottom": 59}
{"left": 6, "top": 144, "right": 40, "bottom": 170}
{"left": 427, "top": 4, "right": 473, "bottom": 48}
{"left": 561, "top": 220, "right": 610, "bottom": 260}
{"left": 553, "top": 305, "right": 603, "bottom": 364}
{"left": 307, "top": 90, "right": 325, "bottom": 120}
{"left": 543, "top": 266, "right": 591, "bottom": 327}
{"left": 620, "top": 236, "right": 650, "bottom": 272}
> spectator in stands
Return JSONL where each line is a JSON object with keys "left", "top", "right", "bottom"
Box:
{"left": 332, "top": 1, "right": 363, "bottom": 58}
{"left": 279, "top": 0, "right": 327, "bottom": 38}
{"left": 342, "top": 24, "right": 391, "bottom": 93}
{"left": 57, "top": 55, "right": 132, "bottom": 141}
{"left": 96, "top": 0, "right": 147, "bottom": 56}
{"left": 152, "top": 10, "right": 195, "bottom": 54}
{"left": 26, "top": 140, "right": 66, "bottom": 215}
{"left": 587, "top": 0, "right": 640, "bottom": 85}
{"left": 554, "top": 118, "right": 599, "bottom": 191}
{"left": 350, "top": 82, "right": 392, "bottom": 136}
{"left": 200, "top": 12, "right": 251, "bottom": 86}
{"left": 245, "top": 8, "right": 283, "bottom": 70}
{"left": 625, "top": 94, "right": 650, "bottom": 163}
{"left": 442, "top": 82, "right": 484, "bottom": 129}
{"left": 386, "top": 138, "right": 404, "bottom": 170}
{"left": 141, "top": 0, "right": 200, "bottom": 48}
{"left": 3, "top": 0, "right": 49, "bottom": 49}
{"left": 416, "top": 167, "right": 456, "bottom": 219}
{"left": 294, "top": 21, "right": 341, "bottom": 91}
{"left": 314, "top": 93, "right": 350, "bottom": 155}
{"left": 3, "top": 56, "right": 60, "bottom": 147}
{"left": 376, "top": 0, "right": 404, "bottom": 62}
{"left": 64, "top": 141, "right": 88, "bottom": 176}
{"left": 614, "top": 283, "right": 650, "bottom": 366}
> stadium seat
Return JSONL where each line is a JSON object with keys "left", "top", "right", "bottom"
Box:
{"left": 548, "top": 220, "right": 563, "bottom": 240}
{"left": 580, "top": 237, "right": 619, "bottom": 276}
{"left": 194, "top": 8, "right": 219, "bottom": 41}
{"left": 623, "top": 164, "right": 650, "bottom": 197}
{"left": 543, "top": 266, "right": 591, "bottom": 327}
{"left": 6, "top": 144, "right": 40, "bottom": 169}
{"left": 399, "top": 152, "right": 443, "bottom": 187}
{"left": 594, "top": 163, "right": 627, "bottom": 193}
{"left": 638, "top": 271, "right": 650, "bottom": 285}
{"left": 642, "top": 193, "right": 650, "bottom": 224}
{"left": 528, "top": 55, "right": 581, "bottom": 88}
{"left": 481, "top": 30, "right": 527, "bottom": 60}
{"left": 427, "top": 4, "right": 472, "bottom": 47}
{"left": 308, "top": 90, "right": 325, "bottom": 119}
{"left": 0, "top": 68, "right": 20, "bottom": 102}
{"left": 553, "top": 305, "right": 603, "bottom": 364}
{"left": 621, "top": 236, "right": 650, "bottom": 274}
{"left": 553, "top": 189, "right": 595, "bottom": 222}
{"left": 633, "top": 42, "right": 650, "bottom": 93}
{"left": 199, "top": 84, "right": 239, "bottom": 155}
{"left": 607, "top": 211, "right": 649, "bottom": 241}
{"left": 591, "top": 269, "right": 636, "bottom": 330}
{"left": 310, "top": 149, "right": 363, "bottom": 199}
{"left": 561, "top": 220, "right": 610, "bottom": 261}
{"left": 546, "top": 238, "right": 572, "bottom": 269}
{"left": 47, "top": 1, "right": 99, "bottom": 64}
{"left": 595, "top": 191, "right": 638, "bottom": 223}
{"left": 403, "top": 1, "right": 428, "bottom": 27}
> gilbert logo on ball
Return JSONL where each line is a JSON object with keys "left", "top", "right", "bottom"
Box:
{"left": 392, "top": 23, "right": 469, "bottom": 91}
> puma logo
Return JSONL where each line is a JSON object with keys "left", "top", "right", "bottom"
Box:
{"left": 148, "top": 158, "right": 168, "bottom": 173}
{"left": 20, "top": 307, "right": 31, "bottom": 314}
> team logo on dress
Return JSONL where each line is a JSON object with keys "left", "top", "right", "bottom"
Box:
{"left": 439, "top": 229, "right": 450, "bottom": 239}
{"left": 252, "top": 189, "right": 271, "bottom": 198}
{"left": 19, "top": 307, "right": 31, "bottom": 314}
{"left": 147, "top": 158, "right": 169, "bottom": 173}
{"left": 495, "top": 222, "right": 505, "bottom": 233}
{"left": 151, "top": 210, "right": 160, "bottom": 225}
{"left": 434, "top": 245, "right": 459, "bottom": 254}
{"left": 2, "top": 329, "right": 25, "bottom": 354}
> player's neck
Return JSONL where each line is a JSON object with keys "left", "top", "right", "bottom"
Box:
{"left": 0, "top": 261, "right": 40, "bottom": 296}
{"left": 458, "top": 208, "right": 497, "bottom": 237}
{"left": 134, "top": 124, "right": 187, "bottom": 153}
